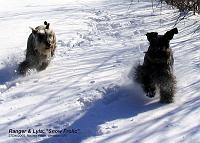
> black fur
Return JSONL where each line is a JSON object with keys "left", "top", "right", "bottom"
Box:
{"left": 134, "top": 28, "right": 178, "bottom": 103}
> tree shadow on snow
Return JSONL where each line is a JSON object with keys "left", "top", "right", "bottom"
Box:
{"left": 39, "top": 83, "right": 164, "bottom": 143}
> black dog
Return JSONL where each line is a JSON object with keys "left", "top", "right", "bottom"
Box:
{"left": 134, "top": 28, "right": 178, "bottom": 103}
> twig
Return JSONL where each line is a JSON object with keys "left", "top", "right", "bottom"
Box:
{"left": 128, "top": 0, "right": 134, "bottom": 11}
{"left": 151, "top": 0, "right": 154, "bottom": 12}
{"left": 173, "top": 11, "right": 189, "bottom": 28}
{"left": 193, "top": 22, "right": 200, "bottom": 34}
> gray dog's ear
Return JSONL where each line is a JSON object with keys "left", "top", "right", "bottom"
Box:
{"left": 164, "top": 28, "right": 178, "bottom": 40}
{"left": 146, "top": 32, "right": 158, "bottom": 42}
{"left": 29, "top": 27, "right": 37, "bottom": 34}
{"left": 44, "top": 21, "right": 50, "bottom": 29}
{"left": 46, "top": 23, "right": 50, "bottom": 29}
{"left": 44, "top": 21, "right": 48, "bottom": 25}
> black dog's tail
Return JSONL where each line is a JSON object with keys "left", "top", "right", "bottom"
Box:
{"left": 133, "top": 64, "right": 144, "bottom": 84}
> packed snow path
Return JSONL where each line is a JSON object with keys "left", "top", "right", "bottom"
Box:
{"left": 0, "top": 0, "right": 199, "bottom": 143}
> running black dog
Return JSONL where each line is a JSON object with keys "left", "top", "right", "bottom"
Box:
{"left": 135, "top": 28, "right": 178, "bottom": 103}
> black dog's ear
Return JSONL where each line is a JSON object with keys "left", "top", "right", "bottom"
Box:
{"left": 146, "top": 32, "right": 158, "bottom": 42}
{"left": 164, "top": 28, "right": 178, "bottom": 40}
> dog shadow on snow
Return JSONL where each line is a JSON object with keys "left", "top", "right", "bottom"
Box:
{"left": 0, "top": 63, "right": 18, "bottom": 85}
{"left": 39, "top": 82, "right": 164, "bottom": 143}
{"left": 0, "top": 53, "right": 24, "bottom": 86}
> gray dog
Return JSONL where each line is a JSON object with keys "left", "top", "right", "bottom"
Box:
{"left": 134, "top": 28, "right": 178, "bottom": 103}
{"left": 18, "top": 21, "right": 56, "bottom": 75}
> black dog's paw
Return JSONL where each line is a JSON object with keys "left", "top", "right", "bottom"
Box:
{"left": 146, "top": 90, "right": 156, "bottom": 98}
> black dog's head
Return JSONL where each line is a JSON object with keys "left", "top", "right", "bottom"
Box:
{"left": 146, "top": 28, "right": 178, "bottom": 51}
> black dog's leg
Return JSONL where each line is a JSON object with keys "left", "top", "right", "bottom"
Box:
{"left": 142, "top": 75, "right": 156, "bottom": 98}
{"left": 135, "top": 65, "right": 156, "bottom": 98}
{"left": 159, "top": 73, "right": 176, "bottom": 103}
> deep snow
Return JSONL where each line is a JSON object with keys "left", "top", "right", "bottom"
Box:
{"left": 0, "top": 0, "right": 199, "bottom": 143}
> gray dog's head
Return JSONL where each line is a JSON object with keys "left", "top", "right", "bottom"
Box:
{"left": 30, "top": 21, "right": 56, "bottom": 56}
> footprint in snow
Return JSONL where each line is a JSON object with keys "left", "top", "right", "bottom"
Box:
{"left": 95, "top": 10, "right": 102, "bottom": 16}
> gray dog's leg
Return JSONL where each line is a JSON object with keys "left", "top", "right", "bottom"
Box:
{"left": 36, "top": 62, "right": 49, "bottom": 72}
{"left": 18, "top": 60, "right": 31, "bottom": 75}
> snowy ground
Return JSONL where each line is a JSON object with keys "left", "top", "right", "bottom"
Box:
{"left": 0, "top": 0, "right": 199, "bottom": 143}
